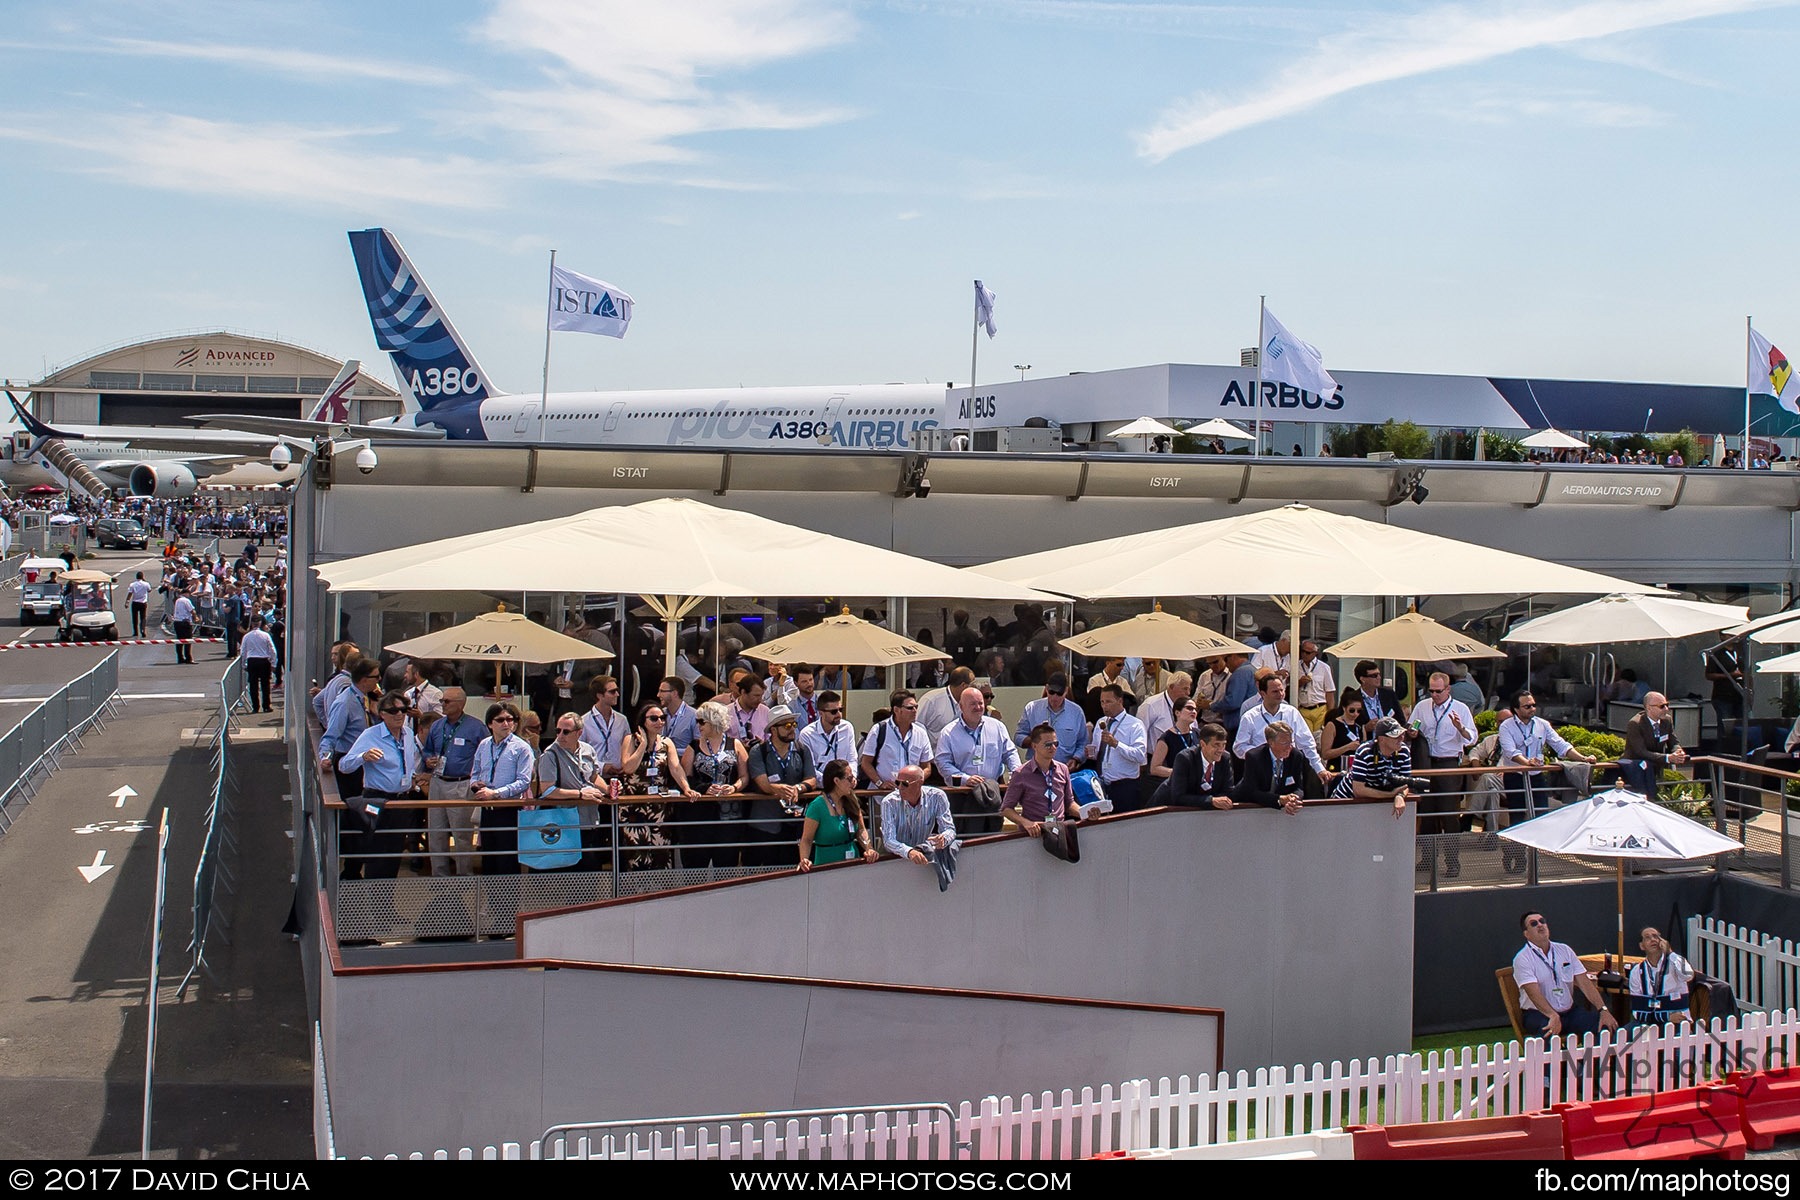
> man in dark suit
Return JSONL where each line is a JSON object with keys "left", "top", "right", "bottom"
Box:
{"left": 1160, "top": 722, "right": 1237, "bottom": 810}
{"left": 1232, "top": 720, "right": 1323, "bottom": 815}
{"left": 1351, "top": 659, "right": 1408, "bottom": 735}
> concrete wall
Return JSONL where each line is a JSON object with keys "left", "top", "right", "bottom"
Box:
{"left": 519, "top": 802, "right": 1417, "bottom": 1071}
{"left": 318, "top": 957, "right": 1219, "bottom": 1160}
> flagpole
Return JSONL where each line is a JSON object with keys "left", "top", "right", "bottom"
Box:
{"left": 1254, "top": 296, "right": 1265, "bottom": 458}
{"left": 539, "top": 249, "right": 557, "bottom": 444}
{"left": 967, "top": 288, "right": 980, "bottom": 445}
{"left": 1745, "top": 315, "right": 1753, "bottom": 472}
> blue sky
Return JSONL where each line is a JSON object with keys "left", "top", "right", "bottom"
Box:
{"left": 2, "top": 0, "right": 1797, "bottom": 398}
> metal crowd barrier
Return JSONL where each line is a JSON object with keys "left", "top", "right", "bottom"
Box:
{"left": 180, "top": 654, "right": 249, "bottom": 993}
{"left": 0, "top": 552, "right": 22, "bottom": 590}
{"left": 1693, "top": 753, "right": 1799, "bottom": 891}
{"left": 0, "top": 651, "right": 123, "bottom": 837}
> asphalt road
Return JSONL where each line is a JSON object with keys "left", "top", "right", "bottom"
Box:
{"left": 0, "top": 546, "right": 310, "bottom": 1158}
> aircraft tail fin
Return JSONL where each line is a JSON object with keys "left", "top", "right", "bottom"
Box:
{"left": 304, "top": 361, "right": 360, "bottom": 423}
{"left": 347, "top": 228, "right": 493, "bottom": 411}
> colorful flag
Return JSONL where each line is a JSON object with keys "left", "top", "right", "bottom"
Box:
{"left": 974, "top": 280, "right": 997, "bottom": 339}
{"left": 1261, "top": 306, "right": 1338, "bottom": 400}
{"left": 1750, "top": 327, "right": 1796, "bottom": 414}
{"left": 549, "top": 266, "right": 634, "bottom": 338}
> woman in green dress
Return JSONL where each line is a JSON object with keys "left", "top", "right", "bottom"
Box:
{"left": 796, "top": 759, "right": 878, "bottom": 870}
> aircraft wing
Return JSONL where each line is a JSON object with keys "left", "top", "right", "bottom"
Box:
{"left": 6, "top": 391, "right": 276, "bottom": 453}
{"left": 91, "top": 454, "right": 253, "bottom": 479}
{"left": 184, "top": 413, "right": 446, "bottom": 441}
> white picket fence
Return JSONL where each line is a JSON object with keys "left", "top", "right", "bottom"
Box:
{"left": 353, "top": 1009, "right": 1800, "bottom": 1160}
{"left": 1688, "top": 914, "right": 1800, "bottom": 1012}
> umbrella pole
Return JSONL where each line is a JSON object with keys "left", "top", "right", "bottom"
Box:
{"left": 1617, "top": 859, "right": 1626, "bottom": 966}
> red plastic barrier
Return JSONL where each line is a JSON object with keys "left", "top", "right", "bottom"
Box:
{"left": 1727, "top": 1070, "right": 1800, "bottom": 1153}
{"left": 1555, "top": 1085, "right": 1746, "bottom": 1161}
{"left": 1347, "top": 1113, "right": 1566, "bottom": 1160}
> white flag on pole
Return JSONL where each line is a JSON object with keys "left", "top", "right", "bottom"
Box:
{"left": 1749, "top": 327, "right": 1797, "bottom": 414}
{"left": 1261, "top": 306, "right": 1338, "bottom": 399}
{"left": 974, "top": 280, "right": 997, "bottom": 339}
{"left": 549, "top": 266, "right": 635, "bottom": 338}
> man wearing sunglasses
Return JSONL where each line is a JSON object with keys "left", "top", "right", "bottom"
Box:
{"left": 1513, "top": 911, "right": 1616, "bottom": 1041}
{"left": 798, "top": 690, "right": 857, "bottom": 777}
{"left": 1000, "top": 724, "right": 1082, "bottom": 837}
{"left": 1497, "top": 692, "right": 1597, "bottom": 874}
{"left": 881, "top": 765, "right": 960, "bottom": 891}
{"left": 471, "top": 703, "right": 537, "bottom": 876}
{"left": 1620, "top": 692, "right": 1688, "bottom": 796}
{"left": 337, "top": 691, "right": 422, "bottom": 881}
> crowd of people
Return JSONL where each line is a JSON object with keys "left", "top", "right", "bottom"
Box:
{"left": 310, "top": 594, "right": 1695, "bottom": 889}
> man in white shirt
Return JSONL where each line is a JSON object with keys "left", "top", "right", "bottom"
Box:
{"left": 1234, "top": 671, "right": 1327, "bottom": 774}
{"left": 1627, "top": 926, "right": 1694, "bottom": 1025}
{"left": 402, "top": 661, "right": 444, "bottom": 717}
{"left": 1135, "top": 671, "right": 1192, "bottom": 764}
{"left": 1086, "top": 684, "right": 1148, "bottom": 811}
{"left": 1410, "top": 670, "right": 1478, "bottom": 876}
{"left": 1250, "top": 631, "right": 1292, "bottom": 678}
{"left": 798, "top": 689, "right": 858, "bottom": 776}
{"left": 126, "top": 572, "right": 151, "bottom": 638}
{"left": 1497, "top": 692, "right": 1596, "bottom": 873}
{"left": 916, "top": 666, "right": 975, "bottom": 741}
{"left": 860, "top": 688, "right": 935, "bottom": 791}
{"left": 171, "top": 591, "right": 197, "bottom": 664}
{"left": 240, "top": 614, "right": 279, "bottom": 712}
{"left": 1513, "top": 910, "right": 1616, "bottom": 1041}
{"left": 1292, "top": 640, "right": 1336, "bottom": 731}
{"left": 579, "top": 675, "right": 631, "bottom": 779}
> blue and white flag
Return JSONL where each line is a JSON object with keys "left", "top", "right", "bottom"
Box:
{"left": 974, "top": 279, "right": 997, "bottom": 339}
{"left": 1261, "top": 306, "right": 1338, "bottom": 399}
{"left": 549, "top": 265, "right": 635, "bottom": 338}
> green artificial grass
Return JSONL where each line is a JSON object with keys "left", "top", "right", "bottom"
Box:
{"left": 1412, "top": 1026, "right": 1518, "bottom": 1056}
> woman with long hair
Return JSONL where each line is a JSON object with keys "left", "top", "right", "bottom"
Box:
{"left": 797, "top": 759, "right": 877, "bottom": 870}
{"left": 678, "top": 699, "right": 749, "bottom": 870}
{"left": 617, "top": 700, "right": 700, "bottom": 870}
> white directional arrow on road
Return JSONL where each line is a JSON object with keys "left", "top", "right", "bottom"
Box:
{"left": 77, "top": 851, "right": 114, "bottom": 883}
{"left": 110, "top": 785, "right": 138, "bottom": 809}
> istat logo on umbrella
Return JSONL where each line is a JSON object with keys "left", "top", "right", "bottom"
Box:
{"left": 452, "top": 642, "right": 513, "bottom": 655}
{"left": 1585, "top": 832, "right": 1658, "bottom": 851}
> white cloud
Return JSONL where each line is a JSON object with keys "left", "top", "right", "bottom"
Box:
{"left": 0, "top": 114, "right": 502, "bottom": 211}
{"left": 1449, "top": 87, "right": 1666, "bottom": 127}
{"left": 1135, "top": 0, "right": 1792, "bottom": 161}
{"left": 475, "top": 0, "right": 856, "bottom": 101}
{"left": 98, "top": 38, "right": 465, "bottom": 86}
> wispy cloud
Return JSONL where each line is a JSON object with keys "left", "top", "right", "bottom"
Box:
{"left": 1136, "top": 0, "right": 1791, "bottom": 161}
{"left": 1448, "top": 86, "right": 1666, "bottom": 127}
{"left": 101, "top": 38, "right": 465, "bottom": 86}
{"left": 460, "top": 0, "right": 860, "bottom": 183}
{"left": 0, "top": 114, "right": 502, "bottom": 211}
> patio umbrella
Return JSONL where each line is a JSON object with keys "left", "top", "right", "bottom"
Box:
{"left": 1503, "top": 593, "right": 1748, "bottom": 697}
{"left": 1183, "top": 418, "right": 1255, "bottom": 443}
{"left": 1058, "top": 607, "right": 1253, "bottom": 660}
{"left": 1109, "top": 417, "right": 1182, "bottom": 454}
{"left": 385, "top": 609, "right": 612, "bottom": 698}
{"left": 1501, "top": 785, "right": 1742, "bottom": 962}
{"left": 48, "top": 513, "right": 80, "bottom": 526}
{"left": 1753, "top": 649, "right": 1800, "bottom": 674}
{"left": 1324, "top": 612, "right": 1505, "bottom": 662}
{"left": 745, "top": 611, "right": 948, "bottom": 668}
{"left": 980, "top": 502, "right": 1653, "bottom": 702}
{"left": 317, "top": 497, "right": 1055, "bottom": 675}
{"left": 1520, "top": 429, "right": 1589, "bottom": 451}
{"left": 1726, "top": 608, "right": 1800, "bottom": 646}
{"left": 24, "top": 484, "right": 63, "bottom": 496}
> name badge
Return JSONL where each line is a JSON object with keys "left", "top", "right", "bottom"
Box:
{"left": 452, "top": 737, "right": 467, "bottom": 747}
{"left": 1282, "top": 774, "right": 1294, "bottom": 786}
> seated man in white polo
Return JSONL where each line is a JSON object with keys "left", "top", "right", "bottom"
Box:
{"left": 1513, "top": 910, "right": 1618, "bottom": 1041}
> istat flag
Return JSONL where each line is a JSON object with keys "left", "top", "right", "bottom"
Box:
{"left": 549, "top": 266, "right": 635, "bottom": 338}
{"left": 1260, "top": 306, "right": 1338, "bottom": 400}
{"left": 974, "top": 279, "right": 997, "bottom": 339}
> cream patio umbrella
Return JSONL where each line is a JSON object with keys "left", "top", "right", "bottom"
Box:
{"left": 1183, "top": 418, "right": 1255, "bottom": 443}
{"left": 1058, "top": 607, "right": 1253, "bottom": 661}
{"left": 1503, "top": 593, "right": 1748, "bottom": 699}
{"left": 384, "top": 609, "right": 613, "bottom": 698}
{"left": 1727, "top": 608, "right": 1800, "bottom": 646}
{"left": 1501, "top": 785, "right": 1742, "bottom": 963}
{"left": 1109, "top": 417, "right": 1183, "bottom": 454}
{"left": 1520, "top": 429, "right": 1589, "bottom": 451}
{"left": 746, "top": 611, "right": 948, "bottom": 668}
{"left": 317, "top": 497, "right": 1056, "bottom": 675}
{"left": 979, "top": 503, "right": 1655, "bottom": 702}
{"left": 1325, "top": 611, "right": 1505, "bottom": 662}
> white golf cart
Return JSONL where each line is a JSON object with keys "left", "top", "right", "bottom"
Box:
{"left": 56, "top": 569, "right": 118, "bottom": 642}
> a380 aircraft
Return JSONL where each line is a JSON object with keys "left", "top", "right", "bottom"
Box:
{"left": 347, "top": 228, "right": 951, "bottom": 451}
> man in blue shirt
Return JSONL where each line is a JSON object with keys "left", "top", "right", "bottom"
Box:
{"left": 881, "top": 766, "right": 960, "bottom": 892}
{"left": 656, "top": 676, "right": 698, "bottom": 757}
{"left": 470, "top": 702, "right": 538, "bottom": 876}
{"left": 320, "top": 659, "right": 381, "bottom": 805}
{"left": 1013, "top": 675, "right": 1089, "bottom": 769}
{"left": 338, "top": 690, "right": 421, "bottom": 880}
{"left": 422, "top": 687, "right": 489, "bottom": 877}
{"left": 1206, "top": 653, "right": 1256, "bottom": 743}
{"left": 937, "top": 685, "right": 1020, "bottom": 835}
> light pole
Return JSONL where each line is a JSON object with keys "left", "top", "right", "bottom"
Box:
{"left": 1014, "top": 364, "right": 1031, "bottom": 381}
